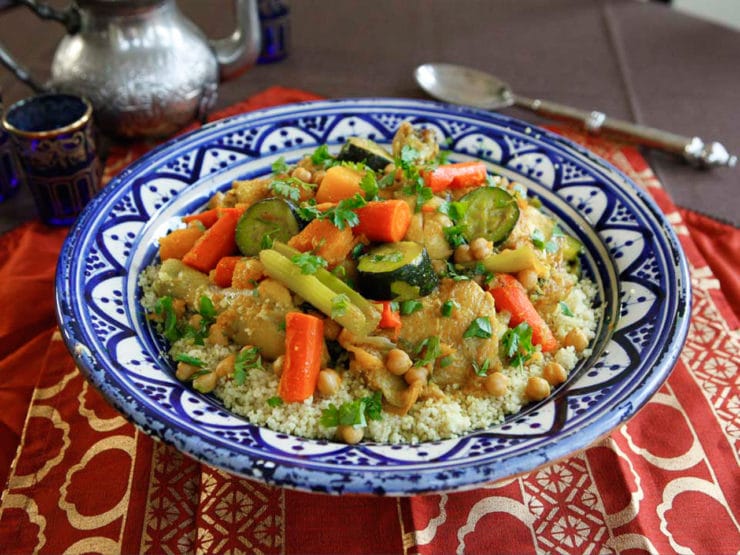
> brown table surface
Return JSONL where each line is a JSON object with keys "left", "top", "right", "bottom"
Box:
{"left": 1, "top": 0, "right": 738, "bottom": 233}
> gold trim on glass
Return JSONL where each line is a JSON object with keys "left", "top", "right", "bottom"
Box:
{"left": 1, "top": 94, "right": 93, "bottom": 139}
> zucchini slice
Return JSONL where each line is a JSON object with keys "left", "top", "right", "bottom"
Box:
{"left": 356, "top": 241, "right": 439, "bottom": 300}
{"left": 235, "top": 198, "right": 301, "bottom": 256}
{"left": 459, "top": 187, "right": 519, "bottom": 245}
{"left": 337, "top": 137, "right": 394, "bottom": 171}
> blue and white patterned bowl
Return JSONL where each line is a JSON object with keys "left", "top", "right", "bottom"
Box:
{"left": 55, "top": 99, "right": 690, "bottom": 495}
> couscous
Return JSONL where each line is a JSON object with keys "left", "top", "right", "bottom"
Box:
{"left": 140, "top": 122, "right": 598, "bottom": 444}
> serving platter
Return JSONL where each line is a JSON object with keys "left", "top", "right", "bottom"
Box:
{"left": 55, "top": 98, "right": 690, "bottom": 495}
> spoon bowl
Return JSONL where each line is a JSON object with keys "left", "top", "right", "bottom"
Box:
{"left": 414, "top": 63, "right": 515, "bottom": 110}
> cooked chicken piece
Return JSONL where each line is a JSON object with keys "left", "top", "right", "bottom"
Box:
{"left": 399, "top": 279, "right": 501, "bottom": 386}
{"left": 391, "top": 121, "right": 439, "bottom": 164}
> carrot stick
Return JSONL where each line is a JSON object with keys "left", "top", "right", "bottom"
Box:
{"left": 315, "top": 165, "right": 364, "bottom": 203}
{"left": 279, "top": 312, "right": 325, "bottom": 402}
{"left": 353, "top": 200, "right": 411, "bottom": 243}
{"left": 158, "top": 225, "right": 204, "bottom": 261}
{"left": 182, "top": 209, "right": 240, "bottom": 273}
{"left": 488, "top": 274, "right": 559, "bottom": 352}
{"left": 183, "top": 208, "right": 219, "bottom": 228}
{"left": 423, "top": 161, "right": 488, "bottom": 193}
{"left": 212, "top": 255, "right": 242, "bottom": 287}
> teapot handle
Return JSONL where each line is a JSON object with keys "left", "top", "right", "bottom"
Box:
{"left": 207, "top": 0, "right": 262, "bottom": 80}
{"left": 0, "top": 0, "right": 81, "bottom": 92}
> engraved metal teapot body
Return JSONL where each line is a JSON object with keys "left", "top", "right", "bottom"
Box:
{"left": 0, "top": 0, "right": 261, "bottom": 138}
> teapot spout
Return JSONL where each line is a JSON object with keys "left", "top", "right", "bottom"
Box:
{"left": 210, "top": 0, "right": 262, "bottom": 80}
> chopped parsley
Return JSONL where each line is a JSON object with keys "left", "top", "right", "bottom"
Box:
{"left": 501, "top": 322, "right": 535, "bottom": 367}
{"left": 310, "top": 144, "right": 334, "bottom": 168}
{"left": 291, "top": 252, "right": 328, "bottom": 274}
{"left": 331, "top": 293, "right": 351, "bottom": 318}
{"left": 463, "top": 317, "right": 493, "bottom": 339}
{"left": 559, "top": 301, "right": 574, "bottom": 317}
{"left": 414, "top": 335, "right": 441, "bottom": 367}
{"left": 269, "top": 177, "right": 315, "bottom": 202}
{"left": 174, "top": 353, "right": 204, "bottom": 367}
{"left": 359, "top": 171, "right": 380, "bottom": 200}
{"left": 472, "top": 358, "right": 491, "bottom": 377}
{"left": 154, "top": 295, "right": 179, "bottom": 342}
{"left": 323, "top": 193, "right": 366, "bottom": 229}
{"left": 399, "top": 299, "right": 423, "bottom": 315}
{"left": 443, "top": 224, "right": 468, "bottom": 248}
{"left": 531, "top": 229, "right": 558, "bottom": 253}
{"left": 441, "top": 300, "right": 458, "bottom": 317}
{"left": 320, "top": 392, "right": 383, "bottom": 428}
{"left": 267, "top": 396, "right": 284, "bottom": 407}
{"left": 271, "top": 156, "right": 289, "bottom": 174}
{"left": 199, "top": 295, "right": 217, "bottom": 320}
{"left": 233, "top": 346, "right": 262, "bottom": 386}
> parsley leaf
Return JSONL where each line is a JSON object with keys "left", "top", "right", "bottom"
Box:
{"left": 501, "top": 323, "right": 535, "bottom": 366}
{"left": 198, "top": 295, "right": 217, "bottom": 320}
{"left": 234, "top": 346, "right": 262, "bottom": 386}
{"left": 271, "top": 156, "right": 289, "bottom": 174}
{"left": 443, "top": 224, "right": 468, "bottom": 248}
{"left": 331, "top": 293, "right": 351, "bottom": 318}
{"left": 441, "top": 300, "right": 458, "bottom": 317}
{"left": 323, "top": 193, "right": 366, "bottom": 229}
{"left": 310, "top": 144, "right": 334, "bottom": 168}
{"left": 399, "top": 299, "right": 423, "bottom": 315}
{"left": 154, "top": 296, "right": 180, "bottom": 342}
{"left": 414, "top": 335, "right": 441, "bottom": 367}
{"left": 174, "top": 353, "right": 204, "bottom": 367}
{"left": 359, "top": 171, "right": 379, "bottom": 200}
{"left": 267, "top": 396, "right": 284, "bottom": 407}
{"left": 463, "top": 317, "right": 493, "bottom": 339}
{"left": 531, "top": 229, "right": 558, "bottom": 253}
{"left": 559, "top": 301, "right": 574, "bottom": 317}
{"left": 291, "top": 252, "right": 328, "bottom": 274}
{"left": 320, "top": 392, "right": 383, "bottom": 428}
{"left": 472, "top": 358, "right": 491, "bottom": 376}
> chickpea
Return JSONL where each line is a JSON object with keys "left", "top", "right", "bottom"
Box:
{"left": 193, "top": 371, "right": 218, "bottom": 393}
{"left": 543, "top": 361, "right": 567, "bottom": 386}
{"left": 312, "top": 169, "right": 326, "bottom": 185}
{"left": 386, "top": 348, "right": 413, "bottom": 376}
{"left": 207, "top": 322, "right": 229, "bottom": 346}
{"left": 469, "top": 237, "right": 493, "bottom": 260}
{"left": 454, "top": 244, "right": 474, "bottom": 263}
{"left": 215, "top": 354, "right": 236, "bottom": 378}
{"left": 317, "top": 368, "right": 342, "bottom": 396}
{"left": 176, "top": 361, "right": 199, "bottom": 381}
{"left": 188, "top": 313, "right": 203, "bottom": 329}
{"left": 517, "top": 268, "right": 539, "bottom": 291}
{"left": 485, "top": 372, "right": 509, "bottom": 397}
{"left": 337, "top": 424, "right": 364, "bottom": 445}
{"left": 291, "top": 166, "right": 312, "bottom": 183}
{"left": 404, "top": 365, "right": 429, "bottom": 386}
{"left": 272, "top": 355, "right": 285, "bottom": 377}
{"left": 525, "top": 376, "right": 551, "bottom": 401}
{"left": 564, "top": 328, "right": 588, "bottom": 353}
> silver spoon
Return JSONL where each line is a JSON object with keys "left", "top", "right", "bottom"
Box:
{"left": 414, "top": 63, "right": 736, "bottom": 169}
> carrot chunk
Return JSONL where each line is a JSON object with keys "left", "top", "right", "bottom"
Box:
{"left": 423, "top": 161, "right": 488, "bottom": 193}
{"left": 182, "top": 209, "right": 240, "bottom": 273}
{"left": 287, "top": 218, "right": 355, "bottom": 267}
{"left": 212, "top": 256, "right": 242, "bottom": 287}
{"left": 353, "top": 200, "right": 412, "bottom": 243}
{"left": 488, "top": 273, "right": 559, "bottom": 352}
{"left": 279, "top": 312, "right": 325, "bottom": 402}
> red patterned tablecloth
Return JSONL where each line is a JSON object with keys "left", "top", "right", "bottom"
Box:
{"left": 0, "top": 88, "right": 738, "bottom": 554}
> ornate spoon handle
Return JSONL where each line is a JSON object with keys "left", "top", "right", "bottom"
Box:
{"left": 515, "top": 95, "right": 737, "bottom": 169}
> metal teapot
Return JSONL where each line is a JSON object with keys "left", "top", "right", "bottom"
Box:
{"left": 0, "top": 0, "right": 261, "bottom": 138}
